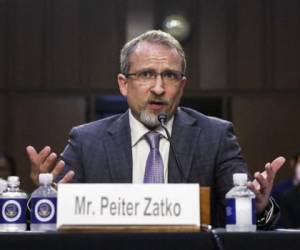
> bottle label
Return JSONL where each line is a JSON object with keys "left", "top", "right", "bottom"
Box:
{"left": 0, "top": 198, "right": 27, "bottom": 223}
{"left": 226, "top": 197, "right": 256, "bottom": 225}
{"left": 31, "top": 197, "right": 57, "bottom": 224}
{"left": 226, "top": 198, "right": 236, "bottom": 224}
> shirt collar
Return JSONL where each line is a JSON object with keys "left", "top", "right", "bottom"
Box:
{"left": 129, "top": 109, "right": 174, "bottom": 147}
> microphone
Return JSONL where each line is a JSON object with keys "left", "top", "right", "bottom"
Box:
{"left": 157, "top": 113, "right": 185, "bottom": 183}
{"left": 158, "top": 113, "right": 167, "bottom": 126}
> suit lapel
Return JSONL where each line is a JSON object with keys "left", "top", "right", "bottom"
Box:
{"left": 168, "top": 108, "right": 202, "bottom": 183}
{"left": 104, "top": 111, "right": 132, "bottom": 183}
{"left": 102, "top": 109, "right": 202, "bottom": 183}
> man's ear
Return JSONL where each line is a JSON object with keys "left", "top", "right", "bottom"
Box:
{"left": 180, "top": 76, "right": 187, "bottom": 89}
{"left": 177, "top": 76, "right": 187, "bottom": 94}
{"left": 117, "top": 74, "right": 128, "bottom": 97}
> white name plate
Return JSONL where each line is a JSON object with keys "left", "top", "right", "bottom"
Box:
{"left": 57, "top": 184, "right": 200, "bottom": 228}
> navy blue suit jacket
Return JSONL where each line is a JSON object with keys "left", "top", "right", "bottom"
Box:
{"left": 61, "top": 107, "right": 249, "bottom": 227}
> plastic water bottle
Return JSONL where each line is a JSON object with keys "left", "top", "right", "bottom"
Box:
{"left": 30, "top": 173, "right": 57, "bottom": 231}
{"left": 225, "top": 173, "right": 256, "bottom": 232}
{"left": 0, "top": 178, "right": 7, "bottom": 194}
{"left": 0, "top": 176, "right": 28, "bottom": 231}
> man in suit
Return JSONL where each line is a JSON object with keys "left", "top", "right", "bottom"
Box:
{"left": 26, "top": 30, "right": 285, "bottom": 228}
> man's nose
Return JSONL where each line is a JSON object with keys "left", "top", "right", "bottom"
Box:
{"left": 150, "top": 75, "right": 165, "bottom": 95}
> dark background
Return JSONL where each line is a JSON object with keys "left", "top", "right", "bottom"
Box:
{"left": 0, "top": 0, "right": 300, "bottom": 191}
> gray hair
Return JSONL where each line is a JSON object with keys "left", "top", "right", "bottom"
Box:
{"left": 120, "top": 30, "right": 186, "bottom": 75}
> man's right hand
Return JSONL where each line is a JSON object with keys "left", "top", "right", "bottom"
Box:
{"left": 26, "top": 145, "right": 75, "bottom": 186}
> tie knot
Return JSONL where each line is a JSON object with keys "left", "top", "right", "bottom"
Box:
{"left": 144, "top": 131, "right": 161, "bottom": 149}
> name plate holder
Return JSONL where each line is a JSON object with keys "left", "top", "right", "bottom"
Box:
{"left": 57, "top": 184, "right": 210, "bottom": 232}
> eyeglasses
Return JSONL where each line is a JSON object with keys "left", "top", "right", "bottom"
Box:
{"left": 125, "top": 69, "right": 185, "bottom": 86}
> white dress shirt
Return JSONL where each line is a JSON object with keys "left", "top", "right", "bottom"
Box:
{"left": 129, "top": 110, "right": 173, "bottom": 183}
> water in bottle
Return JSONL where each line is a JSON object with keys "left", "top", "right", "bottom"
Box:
{"left": 225, "top": 173, "right": 256, "bottom": 232}
{"left": 30, "top": 173, "right": 57, "bottom": 231}
{"left": 0, "top": 176, "right": 28, "bottom": 231}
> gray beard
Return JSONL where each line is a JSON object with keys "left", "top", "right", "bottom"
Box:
{"left": 140, "top": 110, "right": 160, "bottom": 129}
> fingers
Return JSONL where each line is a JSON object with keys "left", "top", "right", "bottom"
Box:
{"left": 27, "top": 145, "right": 62, "bottom": 184}
{"left": 26, "top": 145, "right": 38, "bottom": 162}
{"left": 27, "top": 145, "right": 51, "bottom": 184}
{"left": 40, "top": 152, "right": 58, "bottom": 173}
{"left": 260, "top": 157, "right": 285, "bottom": 179}
{"left": 251, "top": 178, "right": 260, "bottom": 190}
{"left": 254, "top": 171, "right": 268, "bottom": 195}
{"left": 38, "top": 146, "right": 52, "bottom": 163}
{"left": 27, "top": 145, "right": 52, "bottom": 170}
{"left": 58, "top": 170, "right": 75, "bottom": 184}
{"left": 254, "top": 156, "right": 286, "bottom": 191}
{"left": 265, "top": 162, "right": 274, "bottom": 183}
{"left": 51, "top": 160, "right": 75, "bottom": 183}
{"left": 249, "top": 156, "right": 286, "bottom": 214}
{"left": 270, "top": 156, "right": 286, "bottom": 174}
{"left": 27, "top": 145, "right": 76, "bottom": 187}
{"left": 52, "top": 170, "right": 75, "bottom": 190}
{"left": 247, "top": 181, "right": 261, "bottom": 199}
{"left": 27, "top": 145, "right": 52, "bottom": 165}
{"left": 248, "top": 181, "right": 268, "bottom": 214}
{"left": 51, "top": 160, "right": 65, "bottom": 179}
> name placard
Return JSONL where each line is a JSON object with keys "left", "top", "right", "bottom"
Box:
{"left": 57, "top": 184, "right": 200, "bottom": 229}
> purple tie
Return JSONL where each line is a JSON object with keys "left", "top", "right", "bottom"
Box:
{"left": 143, "top": 131, "right": 164, "bottom": 183}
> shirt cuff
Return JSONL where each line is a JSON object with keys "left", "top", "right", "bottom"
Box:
{"left": 257, "top": 197, "right": 280, "bottom": 230}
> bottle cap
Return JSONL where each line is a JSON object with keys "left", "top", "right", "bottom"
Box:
{"left": 233, "top": 173, "right": 248, "bottom": 186}
{"left": 39, "top": 173, "right": 53, "bottom": 185}
{"left": 7, "top": 176, "right": 20, "bottom": 186}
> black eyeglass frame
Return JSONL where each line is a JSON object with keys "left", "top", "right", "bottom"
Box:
{"left": 124, "top": 69, "right": 185, "bottom": 82}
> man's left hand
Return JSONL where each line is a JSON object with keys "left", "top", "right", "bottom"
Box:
{"left": 247, "top": 156, "right": 286, "bottom": 214}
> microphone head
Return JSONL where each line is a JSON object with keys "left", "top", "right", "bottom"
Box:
{"left": 157, "top": 113, "right": 167, "bottom": 124}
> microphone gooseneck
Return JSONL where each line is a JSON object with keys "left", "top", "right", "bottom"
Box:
{"left": 157, "top": 113, "right": 185, "bottom": 183}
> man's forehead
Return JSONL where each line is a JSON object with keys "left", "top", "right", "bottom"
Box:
{"left": 127, "top": 41, "right": 183, "bottom": 72}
